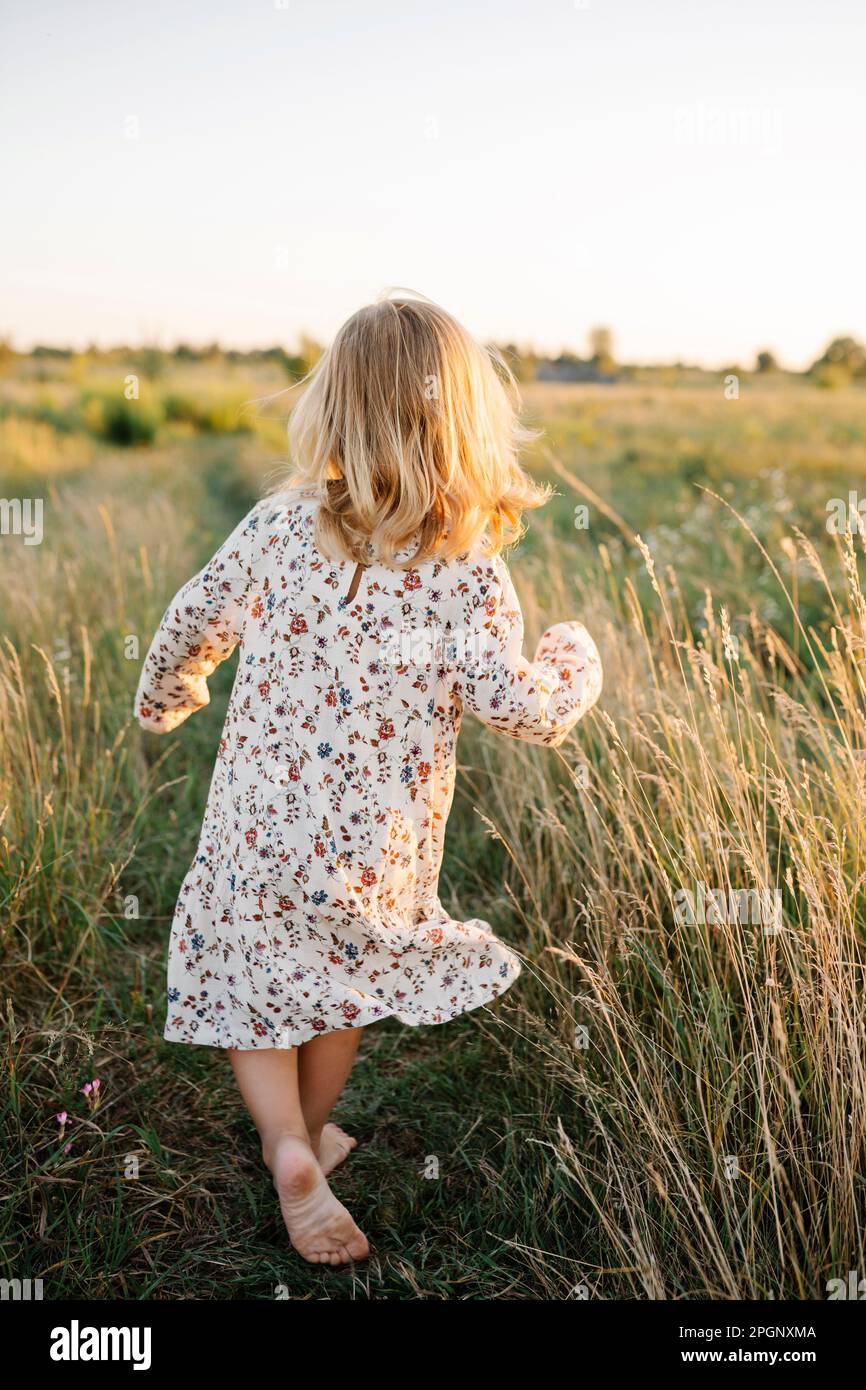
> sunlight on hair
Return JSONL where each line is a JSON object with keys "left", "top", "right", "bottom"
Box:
{"left": 275, "top": 290, "right": 549, "bottom": 566}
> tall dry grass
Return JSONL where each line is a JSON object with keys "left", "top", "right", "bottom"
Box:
{"left": 470, "top": 500, "right": 866, "bottom": 1297}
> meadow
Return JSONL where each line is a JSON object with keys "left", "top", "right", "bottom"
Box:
{"left": 2, "top": 353, "right": 866, "bottom": 1299}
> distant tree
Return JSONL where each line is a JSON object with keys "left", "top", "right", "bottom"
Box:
{"left": 298, "top": 334, "right": 323, "bottom": 373}
{"left": 133, "top": 346, "right": 166, "bottom": 379}
{"left": 496, "top": 342, "right": 538, "bottom": 382}
{"left": 810, "top": 336, "right": 866, "bottom": 383}
{"left": 589, "top": 326, "right": 615, "bottom": 368}
{"left": 755, "top": 349, "right": 778, "bottom": 373}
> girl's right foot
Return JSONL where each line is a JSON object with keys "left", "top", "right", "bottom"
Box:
{"left": 270, "top": 1135, "right": 369, "bottom": 1265}
{"left": 316, "top": 1123, "right": 358, "bottom": 1176}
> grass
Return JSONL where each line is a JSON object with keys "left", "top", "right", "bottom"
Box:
{"left": 2, "top": 361, "right": 866, "bottom": 1298}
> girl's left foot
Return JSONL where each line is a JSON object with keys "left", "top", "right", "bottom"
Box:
{"left": 271, "top": 1135, "right": 369, "bottom": 1265}
{"left": 316, "top": 1123, "right": 358, "bottom": 1176}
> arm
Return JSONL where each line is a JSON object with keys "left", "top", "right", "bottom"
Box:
{"left": 455, "top": 555, "right": 602, "bottom": 747}
{"left": 134, "top": 503, "right": 265, "bottom": 733}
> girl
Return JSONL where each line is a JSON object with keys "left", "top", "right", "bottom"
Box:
{"left": 135, "top": 293, "right": 602, "bottom": 1265}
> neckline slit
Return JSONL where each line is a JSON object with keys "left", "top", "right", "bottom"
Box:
{"left": 346, "top": 562, "right": 366, "bottom": 603}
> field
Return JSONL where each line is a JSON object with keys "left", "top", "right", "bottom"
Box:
{"left": 2, "top": 354, "right": 866, "bottom": 1299}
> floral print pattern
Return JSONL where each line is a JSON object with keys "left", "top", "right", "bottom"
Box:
{"left": 135, "top": 495, "right": 603, "bottom": 1048}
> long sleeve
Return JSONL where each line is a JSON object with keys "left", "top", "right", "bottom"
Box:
{"left": 455, "top": 555, "right": 602, "bottom": 747}
{"left": 135, "top": 503, "right": 265, "bottom": 733}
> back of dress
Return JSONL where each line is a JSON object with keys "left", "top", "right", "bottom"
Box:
{"left": 136, "top": 493, "right": 600, "bottom": 1048}
{"left": 223, "top": 495, "right": 460, "bottom": 930}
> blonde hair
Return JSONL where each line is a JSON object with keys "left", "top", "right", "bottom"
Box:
{"left": 282, "top": 291, "right": 549, "bottom": 566}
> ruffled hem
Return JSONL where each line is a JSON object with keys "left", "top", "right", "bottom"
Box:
{"left": 163, "top": 946, "right": 522, "bottom": 1050}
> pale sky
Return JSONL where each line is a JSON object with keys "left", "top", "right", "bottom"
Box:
{"left": 1, "top": 0, "right": 864, "bottom": 367}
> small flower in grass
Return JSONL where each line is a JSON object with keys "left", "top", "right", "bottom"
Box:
{"left": 81, "top": 1077, "right": 102, "bottom": 1112}
{"left": 56, "top": 1110, "right": 68, "bottom": 1139}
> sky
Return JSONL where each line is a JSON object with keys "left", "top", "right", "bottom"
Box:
{"left": 1, "top": 0, "right": 864, "bottom": 368}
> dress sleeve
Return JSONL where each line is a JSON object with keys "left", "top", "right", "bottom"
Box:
{"left": 134, "top": 503, "right": 265, "bottom": 733}
{"left": 454, "top": 555, "right": 602, "bottom": 747}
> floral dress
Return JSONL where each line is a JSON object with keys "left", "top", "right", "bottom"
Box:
{"left": 135, "top": 494, "right": 603, "bottom": 1048}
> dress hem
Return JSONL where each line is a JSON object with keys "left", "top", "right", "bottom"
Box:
{"left": 162, "top": 954, "right": 523, "bottom": 1051}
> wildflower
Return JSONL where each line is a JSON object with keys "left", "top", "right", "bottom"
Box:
{"left": 81, "top": 1078, "right": 102, "bottom": 1112}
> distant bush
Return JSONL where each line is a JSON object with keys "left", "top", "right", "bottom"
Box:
{"left": 0, "top": 413, "right": 96, "bottom": 483}
{"left": 0, "top": 339, "right": 16, "bottom": 376}
{"left": 160, "top": 392, "right": 201, "bottom": 428}
{"left": 812, "top": 363, "right": 853, "bottom": 390}
{"left": 30, "top": 393, "right": 82, "bottom": 434}
{"left": 130, "top": 347, "right": 168, "bottom": 380}
{"left": 161, "top": 390, "right": 252, "bottom": 434}
{"left": 10, "top": 382, "right": 258, "bottom": 448}
{"left": 82, "top": 390, "right": 162, "bottom": 446}
{"left": 810, "top": 335, "right": 866, "bottom": 387}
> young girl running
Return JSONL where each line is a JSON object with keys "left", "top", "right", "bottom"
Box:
{"left": 135, "top": 293, "right": 602, "bottom": 1265}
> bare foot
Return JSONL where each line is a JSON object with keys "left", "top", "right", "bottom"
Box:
{"left": 316, "top": 1123, "right": 358, "bottom": 1177}
{"left": 271, "top": 1135, "right": 369, "bottom": 1266}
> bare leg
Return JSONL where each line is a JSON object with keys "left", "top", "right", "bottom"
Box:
{"left": 229, "top": 1048, "right": 368, "bottom": 1265}
{"left": 298, "top": 1027, "right": 362, "bottom": 1173}
{"left": 229, "top": 1046, "right": 308, "bottom": 1164}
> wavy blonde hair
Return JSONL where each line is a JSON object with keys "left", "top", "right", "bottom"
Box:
{"left": 282, "top": 292, "right": 548, "bottom": 566}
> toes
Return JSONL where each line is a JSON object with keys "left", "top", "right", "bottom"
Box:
{"left": 346, "top": 1231, "right": 369, "bottom": 1260}
{"left": 297, "top": 1240, "right": 358, "bottom": 1267}
{"left": 298, "top": 1238, "right": 367, "bottom": 1266}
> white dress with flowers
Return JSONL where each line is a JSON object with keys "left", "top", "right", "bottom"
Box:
{"left": 135, "top": 495, "right": 602, "bottom": 1049}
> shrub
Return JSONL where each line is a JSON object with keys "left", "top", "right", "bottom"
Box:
{"left": 82, "top": 390, "right": 162, "bottom": 446}
{"left": 811, "top": 362, "right": 851, "bottom": 390}
{"left": 161, "top": 389, "right": 252, "bottom": 434}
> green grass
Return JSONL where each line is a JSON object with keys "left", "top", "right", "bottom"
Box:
{"left": 4, "top": 1013, "right": 590, "bottom": 1299}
